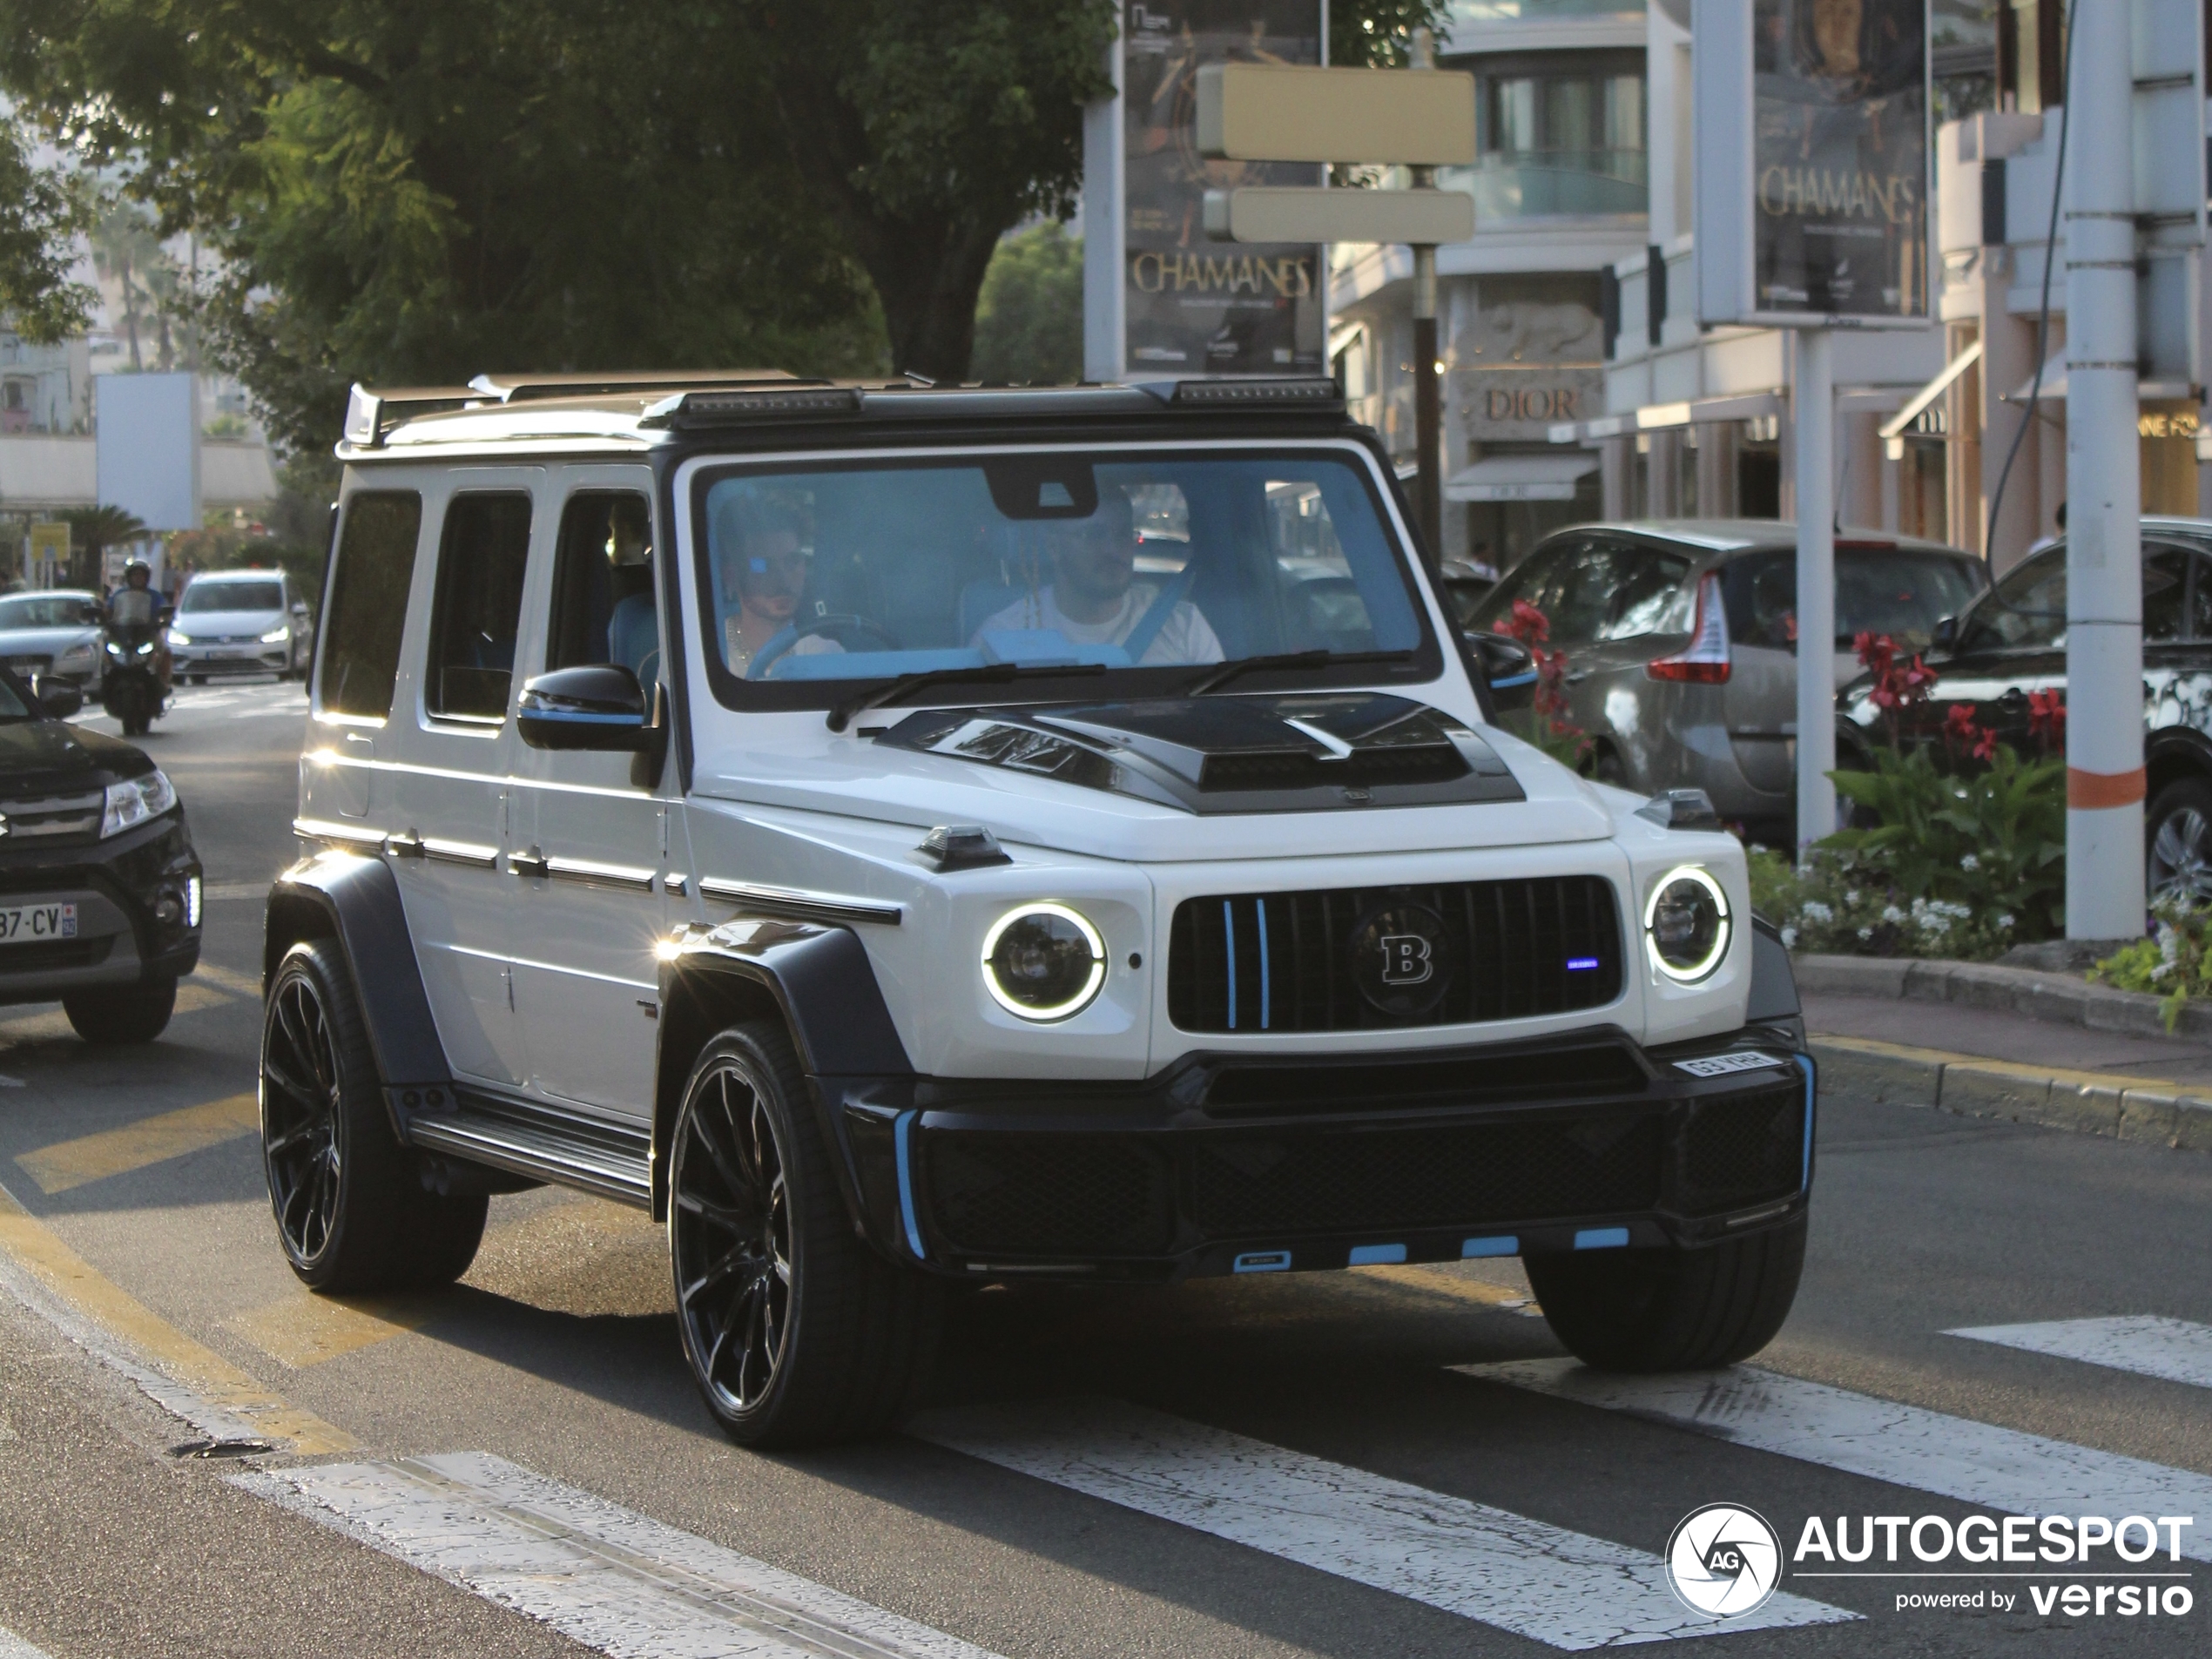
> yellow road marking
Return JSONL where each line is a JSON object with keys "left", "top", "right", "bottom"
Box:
{"left": 1351, "top": 1262, "right": 1546, "bottom": 1317}
{"left": 191, "top": 961, "right": 262, "bottom": 999}
{"left": 226, "top": 1291, "right": 436, "bottom": 1369}
{"left": 0, "top": 981, "right": 233, "bottom": 1042}
{"left": 1812, "top": 1033, "right": 2190, "bottom": 1094}
{"left": 0, "top": 1177, "right": 354, "bottom": 1453}
{"left": 16, "top": 1093, "right": 260, "bottom": 1195}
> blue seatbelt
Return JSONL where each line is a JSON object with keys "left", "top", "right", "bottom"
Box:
{"left": 1121, "top": 563, "right": 1197, "bottom": 664}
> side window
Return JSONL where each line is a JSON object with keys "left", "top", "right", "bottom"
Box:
{"left": 1593, "top": 550, "right": 1691, "bottom": 640}
{"left": 2193, "top": 552, "right": 2212, "bottom": 640}
{"left": 425, "top": 493, "right": 534, "bottom": 720}
{"left": 2143, "top": 546, "right": 2187, "bottom": 643}
{"left": 547, "top": 493, "right": 658, "bottom": 682}
{"left": 1960, "top": 546, "right": 2066, "bottom": 652}
{"left": 1475, "top": 543, "right": 1571, "bottom": 630}
{"left": 320, "top": 490, "right": 422, "bottom": 718}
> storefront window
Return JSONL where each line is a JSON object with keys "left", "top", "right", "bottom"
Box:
{"left": 1443, "top": 52, "right": 1647, "bottom": 221}
{"left": 1449, "top": 0, "right": 1644, "bottom": 21}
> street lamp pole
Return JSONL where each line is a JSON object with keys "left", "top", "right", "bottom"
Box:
{"left": 1794, "top": 327, "right": 1837, "bottom": 852}
{"left": 1410, "top": 28, "right": 1444, "bottom": 573}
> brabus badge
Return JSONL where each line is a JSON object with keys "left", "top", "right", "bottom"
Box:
{"left": 1350, "top": 902, "right": 1452, "bottom": 1018}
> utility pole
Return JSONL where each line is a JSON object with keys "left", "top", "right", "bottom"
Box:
{"left": 2065, "top": 7, "right": 2146, "bottom": 939}
{"left": 1410, "top": 27, "right": 1444, "bottom": 570}
{"left": 1793, "top": 330, "right": 1836, "bottom": 850}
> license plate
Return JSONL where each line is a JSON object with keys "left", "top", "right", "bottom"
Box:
{"left": 210, "top": 650, "right": 246, "bottom": 659}
{"left": 1675, "top": 1050, "right": 1788, "bottom": 1078}
{"left": 0, "top": 903, "right": 76, "bottom": 942}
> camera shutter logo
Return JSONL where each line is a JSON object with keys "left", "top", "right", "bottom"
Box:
{"left": 1666, "top": 1504, "right": 1784, "bottom": 1620}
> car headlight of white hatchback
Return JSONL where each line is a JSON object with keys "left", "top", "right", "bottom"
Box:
{"left": 168, "top": 630, "right": 194, "bottom": 645}
{"left": 103, "top": 770, "right": 178, "bottom": 838}
{"left": 982, "top": 902, "right": 1107, "bottom": 1020}
{"left": 1645, "top": 865, "right": 1730, "bottom": 981}
{"left": 260, "top": 625, "right": 290, "bottom": 643}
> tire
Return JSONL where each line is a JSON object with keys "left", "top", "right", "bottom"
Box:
{"left": 669, "top": 1020, "right": 941, "bottom": 1447}
{"left": 63, "top": 977, "right": 177, "bottom": 1044}
{"left": 1525, "top": 1215, "right": 1806, "bottom": 1372}
{"left": 260, "top": 941, "right": 487, "bottom": 1292}
{"left": 2147, "top": 775, "right": 2212, "bottom": 906}
{"left": 1586, "top": 745, "right": 1629, "bottom": 787}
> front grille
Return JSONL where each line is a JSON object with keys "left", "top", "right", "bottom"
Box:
{"left": 0, "top": 936, "right": 112, "bottom": 974}
{"left": 1676, "top": 1081, "right": 1804, "bottom": 1217}
{"left": 1192, "top": 1113, "right": 1662, "bottom": 1238}
{"left": 1168, "top": 876, "right": 1623, "bottom": 1033}
{"left": 924, "top": 1132, "right": 1174, "bottom": 1255}
{"left": 1204, "top": 1039, "right": 1647, "bottom": 1115}
{"left": 0, "top": 790, "right": 104, "bottom": 844}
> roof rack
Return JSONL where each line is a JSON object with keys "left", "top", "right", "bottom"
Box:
{"left": 465, "top": 369, "right": 800, "bottom": 402}
{"left": 640, "top": 375, "right": 1345, "bottom": 431}
{"left": 342, "top": 385, "right": 483, "bottom": 449}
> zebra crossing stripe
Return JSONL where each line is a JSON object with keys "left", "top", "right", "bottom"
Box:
{"left": 0, "top": 1626, "right": 52, "bottom": 1659}
{"left": 1465, "top": 1359, "right": 2212, "bottom": 1562}
{"left": 911, "top": 1396, "right": 1856, "bottom": 1650}
{"left": 1947, "top": 1315, "right": 2212, "bottom": 1392}
{"left": 234, "top": 1451, "right": 1003, "bottom": 1659}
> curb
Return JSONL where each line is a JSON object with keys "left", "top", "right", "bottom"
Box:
{"left": 1793, "top": 954, "right": 2212, "bottom": 1041}
{"left": 1810, "top": 1035, "right": 2212, "bottom": 1153}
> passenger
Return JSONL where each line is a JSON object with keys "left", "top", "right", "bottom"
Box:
{"left": 972, "top": 490, "right": 1224, "bottom": 665}
{"left": 714, "top": 497, "right": 842, "bottom": 678}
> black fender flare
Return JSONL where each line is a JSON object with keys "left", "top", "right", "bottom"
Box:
{"left": 265, "top": 848, "right": 455, "bottom": 1140}
{"left": 1745, "top": 913, "right": 1804, "bottom": 1035}
{"left": 652, "top": 921, "right": 914, "bottom": 1246}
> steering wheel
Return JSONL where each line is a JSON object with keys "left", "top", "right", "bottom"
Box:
{"left": 747, "top": 613, "right": 902, "bottom": 678}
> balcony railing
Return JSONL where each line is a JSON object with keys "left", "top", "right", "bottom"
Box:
{"left": 1441, "top": 151, "right": 1648, "bottom": 222}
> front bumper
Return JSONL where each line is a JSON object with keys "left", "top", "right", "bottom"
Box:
{"left": 0, "top": 813, "right": 201, "bottom": 1003}
{"left": 828, "top": 1022, "right": 1813, "bottom": 1281}
{"left": 173, "top": 642, "right": 289, "bottom": 675}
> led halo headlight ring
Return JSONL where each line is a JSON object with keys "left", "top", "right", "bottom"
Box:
{"left": 981, "top": 901, "right": 1109, "bottom": 1022}
{"left": 1644, "top": 865, "right": 1731, "bottom": 983}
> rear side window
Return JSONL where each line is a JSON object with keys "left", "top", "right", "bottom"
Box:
{"left": 425, "top": 493, "right": 534, "bottom": 720}
{"left": 320, "top": 491, "right": 422, "bottom": 718}
{"left": 1727, "top": 549, "right": 1985, "bottom": 651}
{"left": 1525, "top": 542, "right": 1689, "bottom": 643}
{"left": 1958, "top": 547, "right": 2064, "bottom": 653}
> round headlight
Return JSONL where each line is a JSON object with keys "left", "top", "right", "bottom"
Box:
{"left": 1645, "top": 866, "right": 1730, "bottom": 981}
{"left": 982, "top": 903, "right": 1107, "bottom": 1021}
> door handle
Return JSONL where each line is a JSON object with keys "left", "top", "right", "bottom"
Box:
{"left": 384, "top": 830, "right": 424, "bottom": 859}
{"left": 509, "top": 847, "right": 549, "bottom": 879}
{"left": 1996, "top": 688, "right": 2027, "bottom": 708}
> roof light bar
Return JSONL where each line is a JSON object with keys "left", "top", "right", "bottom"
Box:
{"left": 1166, "top": 377, "right": 1343, "bottom": 408}
{"left": 642, "top": 387, "right": 862, "bottom": 428}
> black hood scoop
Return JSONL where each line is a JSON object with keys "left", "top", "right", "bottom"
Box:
{"left": 876, "top": 693, "right": 1525, "bottom": 814}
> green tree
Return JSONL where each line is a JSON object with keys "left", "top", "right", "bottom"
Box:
{"left": 972, "top": 223, "right": 1083, "bottom": 385}
{"left": 59, "top": 503, "right": 148, "bottom": 589}
{"left": 0, "top": 118, "right": 93, "bottom": 341}
{"left": 1333, "top": 1, "right": 1455, "bottom": 66}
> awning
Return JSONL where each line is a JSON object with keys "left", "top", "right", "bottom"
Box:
{"left": 1548, "top": 390, "right": 1782, "bottom": 445}
{"left": 1445, "top": 454, "right": 1599, "bottom": 502}
{"left": 2006, "top": 356, "right": 2195, "bottom": 402}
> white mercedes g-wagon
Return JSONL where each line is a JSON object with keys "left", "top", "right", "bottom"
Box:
{"left": 261, "top": 370, "right": 1812, "bottom": 1447}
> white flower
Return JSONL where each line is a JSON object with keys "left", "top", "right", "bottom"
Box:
{"left": 1858, "top": 926, "right": 1874, "bottom": 941}
{"left": 1780, "top": 926, "right": 1798, "bottom": 948}
{"left": 1996, "top": 914, "right": 2016, "bottom": 929}
{"left": 1801, "top": 900, "right": 1834, "bottom": 923}
{"left": 1959, "top": 853, "right": 1979, "bottom": 872}
{"left": 1844, "top": 889, "right": 1862, "bottom": 906}
{"left": 1882, "top": 905, "right": 1906, "bottom": 925}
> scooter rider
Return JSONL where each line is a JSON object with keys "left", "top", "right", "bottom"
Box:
{"left": 105, "top": 561, "right": 173, "bottom": 693}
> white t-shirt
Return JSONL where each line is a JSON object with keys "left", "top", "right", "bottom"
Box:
{"left": 973, "top": 583, "right": 1224, "bottom": 666}
{"left": 726, "top": 615, "right": 842, "bottom": 678}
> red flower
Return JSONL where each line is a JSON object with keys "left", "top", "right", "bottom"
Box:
{"left": 1854, "top": 631, "right": 1894, "bottom": 674}
{"left": 2027, "top": 688, "right": 2067, "bottom": 752}
{"left": 1972, "top": 725, "right": 2000, "bottom": 762}
{"left": 1494, "top": 597, "right": 1551, "bottom": 644}
{"left": 1942, "top": 702, "right": 1978, "bottom": 743}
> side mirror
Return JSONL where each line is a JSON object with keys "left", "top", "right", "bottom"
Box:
{"left": 1931, "top": 615, "right": 1958, "bottom": 653}
{"left": 517, "top": 664, "right": 657, "bottom": 752}
{"left": 30, "top": 674, "right": 84, "bottom": 719}
{"left": 1465, "top": 630, "right": 1537, "bottom": 710}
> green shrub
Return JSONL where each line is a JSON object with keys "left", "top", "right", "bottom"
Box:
{"left": 2091, "top": 899, "right": 2212, "bottom": 1029}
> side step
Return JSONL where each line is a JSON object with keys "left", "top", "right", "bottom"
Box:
{"left": 407, "top": 1092, "right": 652, "bottom": 1210}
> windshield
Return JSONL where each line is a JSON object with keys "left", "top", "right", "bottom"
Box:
{"left": 0, "top": 594, "right": 98, "bottom": 630}
{"left": 1723, "top": 549, "right": 1986, "bottom": 651}
{"left": 0, "top": 672, "right": 31, "bottom": 719}
{"left": 181, "top": 579, "right": 283, "bottom": 613}
{"left": 691, "top": 447, "right": 1440, "bottom": 710}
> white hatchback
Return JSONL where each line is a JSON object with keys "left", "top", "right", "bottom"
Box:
{"left": 171, "top": 570, "right": 313, "bottom": 681}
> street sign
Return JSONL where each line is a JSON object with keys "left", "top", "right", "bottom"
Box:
{"left": 27, "top": 522, "right": 68, "bottom": 588}
{"left": 1202, "top": 185, "right": 1474, "bottom": 246}
{"left": 1195, "top": 63, "right": 1475, "bottom": 165}
{"left": 1693, "top": 0, "right": 1930, "bottom": 329}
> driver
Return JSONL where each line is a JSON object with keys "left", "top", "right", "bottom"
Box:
{"left": 971, "top": 489, "right": 1223, "bottom": 665}
{"left": 713, "top": 496, "right": 843, "bottom": 678}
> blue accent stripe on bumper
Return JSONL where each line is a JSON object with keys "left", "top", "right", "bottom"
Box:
{"left": 894, "top": 1109, "right": 925, "bottom": 1260}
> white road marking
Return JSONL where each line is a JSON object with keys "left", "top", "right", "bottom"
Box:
{"left": 0, "top": 1625, "right": 53, "bottom": 1659}
{"left": 1467, "top": 1359, "right": 2212, "bottom": 1562}
{"left": 912, "top": 1396, "right": 1854, "bottom": 1649}
{"left": 1947, "top": 1314, "right": 2212, "bottom": 1392}
{"left": 235, "top": 1451, "right": 1003, "bottom": 1659}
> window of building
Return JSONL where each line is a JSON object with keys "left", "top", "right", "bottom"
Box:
{"left": 1447, "top": 51, "right": 1647, "bottom": 220}
{"left": 320, "top": 491, "right": 422, "bottom": 718}
{"left": 426, "top": 493, "right": 534, "bottom": 720}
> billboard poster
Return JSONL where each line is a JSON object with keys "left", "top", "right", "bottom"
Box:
{"left": 1750, "top": 0, "right": 1927, "bottom": 320}
{"left": 1122, "top": 1, "right": 1325, "bottom": 374}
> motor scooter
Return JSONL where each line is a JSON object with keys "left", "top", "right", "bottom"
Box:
{"left": 101, "top": 619, "right": 168, "bottom": 737}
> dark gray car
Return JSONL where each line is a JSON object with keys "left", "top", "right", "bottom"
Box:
{"left": 1470, "top": 520, "right": 1986, "bottom": 839}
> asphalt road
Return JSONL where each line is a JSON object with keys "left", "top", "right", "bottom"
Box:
{"left": 1, "top": 680, "right": 2209, "bottom": 1657}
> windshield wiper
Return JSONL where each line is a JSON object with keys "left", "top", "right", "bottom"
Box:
{"left": 826, "top": 660, "right": 1107, "bottom": 732}
{"left": 1180, "top": 648, "right": 1416, "bottom": 698}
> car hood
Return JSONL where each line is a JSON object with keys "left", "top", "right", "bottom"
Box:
{"left": 689, "top": 694, "right": 1615, "bottom": 860}
{"left": 173, "top": 608, "right": 285, "bottom": 634}
{"left": 0, "top": 717, "right": 149, "bottom": 794}
{"left": 0, "top": 625, "right": 101, "bottom": 654}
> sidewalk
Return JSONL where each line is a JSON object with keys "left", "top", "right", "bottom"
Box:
{"left": 1801, "top": 968, "right": 2212, "bottom": 1152}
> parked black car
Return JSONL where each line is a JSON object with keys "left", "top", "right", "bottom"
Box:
{"left": 0, "top": 667, "right": 201, "bottom": 1042}
{"left": 1838, "top": 516, "right": 2212, "bottom": 903}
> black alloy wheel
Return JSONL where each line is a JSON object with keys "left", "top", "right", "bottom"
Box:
{"left": 260, "top": 941, "right": 486, "bottom": 1291}
{"left": 2148, "top": 777, "right": 2212, "bottom": 906}
{"left": 671, "top": 1054, "right": 792, "bottom": 1418}
{"left": 668, "top": 1022, "right": 941, "bottom": 1447}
